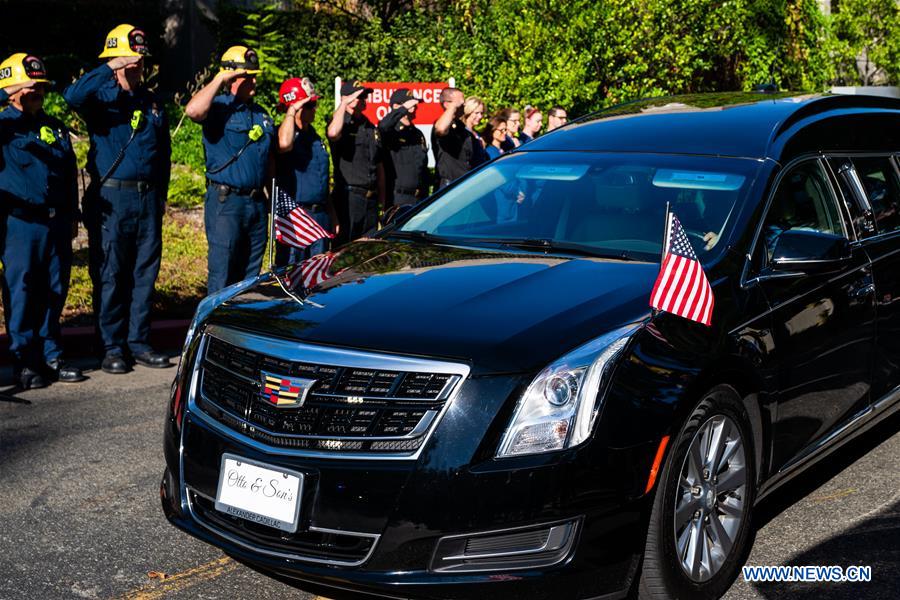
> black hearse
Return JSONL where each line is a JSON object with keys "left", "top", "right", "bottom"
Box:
{"left": 162, "top": 93, "right": 900, "bottom": 599}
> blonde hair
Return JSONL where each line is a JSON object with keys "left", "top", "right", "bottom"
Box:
{"left": 463, "top": 96, "right": 485, "bottom": 119}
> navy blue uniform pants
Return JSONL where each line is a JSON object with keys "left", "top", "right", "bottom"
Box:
{"left": 85, "top": 184, "right": 163, "bottom": 356}
{"left": 204, "top": 186, "right": 268, "bottom": 294}
{"left": 0, "top": 214, "right": 72, "bottom": 370}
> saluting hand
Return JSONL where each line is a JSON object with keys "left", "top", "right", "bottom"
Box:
{"left": 107, "top": 56, "right": 142, "bottom": 71}
{"left": 402, "top": 98, "right": 419, "bottom": 111}
{"left": 218, "top": 68, "right": 249, "bottom": 84}
{"left": 4, "top": 80, "right": 37, "bottom": 95}
{"left": 287, "top": 96, "right": 312, "bottom": 115}
{"left": 340, "top": 88, "right": 365, "bottom": 107}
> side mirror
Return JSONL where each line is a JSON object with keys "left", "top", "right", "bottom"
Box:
{"left": 770, "top": 229, "right": 851, "bottom": 272}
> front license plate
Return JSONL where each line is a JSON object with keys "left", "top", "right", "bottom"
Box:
{"left": 214, "top": 453, "right": 303, "bottom": 533}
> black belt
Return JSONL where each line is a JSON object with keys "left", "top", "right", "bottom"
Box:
{"left": 299, "top": 203, "right": 327, "bottom": 213}
{"left": 346, "top": 184, "right": 377, "bottom": 199}
{"left": 208, "top": 181, "right": 264, "bottom": 199}
{"left": 8, "top": 205, "right": 60, "bottom": 221}
{"left": 103, "top": 178, "right": 154, "bottom": 192}
{"left": 394, "top": 186, "right": 426, "bottom": 197}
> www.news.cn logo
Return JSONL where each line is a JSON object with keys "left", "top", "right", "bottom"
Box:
{"left": 742, "top": 565, "right": 872, "bottom": 583}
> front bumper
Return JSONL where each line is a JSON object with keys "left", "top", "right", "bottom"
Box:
{"left": 162, "top": 404, "right": 652, "bottom": 600}
{"left": 160, "top": 326, "right": 658, "bottom": 599}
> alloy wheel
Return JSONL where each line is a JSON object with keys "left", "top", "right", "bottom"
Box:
{"left": 673, "top": 414, "right": 747, "bottom": 582}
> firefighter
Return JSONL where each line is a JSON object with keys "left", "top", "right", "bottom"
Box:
{"left": 64, "top": 24, "right": 172, "bottom": 374}
{"left": 0, "top": 54, "right": 84, "bottom": 388}
{"left": 185, "top": 45, "right": 275, "bottom": 292}
{"left": 274, "top": 77, "right": 333, "bottom": 265}
{"left": 378, "top": 88, "right": 429, "bottom": 208}
{"left": 326, "top": 80, "right": 382, "bottom": 245}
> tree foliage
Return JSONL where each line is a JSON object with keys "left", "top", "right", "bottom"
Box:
{"left": 212, "top": 0, "right": 860, "bottom": 118}
{"left": 830, "top": 0, "right": 900, "bottom": 86}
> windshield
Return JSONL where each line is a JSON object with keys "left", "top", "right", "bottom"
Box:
{"left": 398, "top": 152, "right": 761, "bottom": 262}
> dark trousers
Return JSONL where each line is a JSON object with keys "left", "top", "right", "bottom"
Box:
{"left": 334, "top": 187, "right": 378, "bottom": 247}
{"left": 204, "top": 185, "right": 268, "bottom": 294}
{"left": 274, "top": 209, "right": 332, "bottom": 267}
{"left": 0, "top": 214, "right": 72, "bottom": 370}
{"left": 85, "top": 184, "right": 163, "bottom": 356}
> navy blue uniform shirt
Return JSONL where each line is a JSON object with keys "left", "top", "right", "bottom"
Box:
{"left": 0, "top": 106, "right": 77, "bottom": 212}
{"left": 202, "top": 94, "right": 274, "bottom": 190}
{"left": 63, "top": 64, "right": 171, "bottom": 188}
{"left": 276, "top": 125, "right": 329, "bottom": 205}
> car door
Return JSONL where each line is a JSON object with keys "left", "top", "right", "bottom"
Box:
{"left": 749, "top": 158, "right": 876, "bottom": 473}
{"left": 828, "top": 155, "right": 900, "bottom": 408}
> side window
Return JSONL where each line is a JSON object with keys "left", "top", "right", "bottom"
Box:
{"left": 762, "top": 161, "right": 843, "bottom": 261}
{"left": 851, "top": 156, "right": 900, "bottom": 234}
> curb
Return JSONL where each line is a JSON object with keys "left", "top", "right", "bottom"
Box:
{"left": 0, "top": 319, "right": 191, "bottom": 366}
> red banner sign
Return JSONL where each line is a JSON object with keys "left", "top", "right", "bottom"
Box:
{"left": 359, "top": 82, "right": 449, "bottom": 125}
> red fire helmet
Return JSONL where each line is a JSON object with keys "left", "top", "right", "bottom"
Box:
{"left": 278, "top": 77, "right": 319, "bottom": 110}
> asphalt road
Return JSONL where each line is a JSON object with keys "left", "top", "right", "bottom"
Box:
{"left": 1, "top": 359, "right": 897, "bottom": 600}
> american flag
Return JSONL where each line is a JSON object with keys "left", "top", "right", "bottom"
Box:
{"left": 649, "top": 212, "right": 714, "bottom": 326}
{"left": 274, "top": 188, "right": 333, "bottom": 248}
{"left": 283, "top": 252, "right": 338, "bottom": 290}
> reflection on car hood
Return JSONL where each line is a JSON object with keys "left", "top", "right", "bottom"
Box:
{"left": 208, "top": 240, "right": 658, "bottom": 374}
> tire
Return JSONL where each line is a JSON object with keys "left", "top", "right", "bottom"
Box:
{"left": 638, "top": 384, "right": 757, "bottom": 599}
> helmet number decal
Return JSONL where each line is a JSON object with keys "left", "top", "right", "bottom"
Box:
{"left": 107, "top": 38, "right": 118, "bottom": 48}
{"left": 0, "top": 67, "right": 11, "bottom": 80}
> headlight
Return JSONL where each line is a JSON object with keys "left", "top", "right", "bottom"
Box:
{"left": 496, "top": 324, "right": 639, "bottom": 458}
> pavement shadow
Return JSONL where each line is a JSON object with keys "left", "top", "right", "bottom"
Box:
{"left": 749, "top": 411, "right": 900, "bottom": 599}
{"left": 748, "top": 497, "right": 900, "bottom": 599}
{"left": 754, "top": 411, "right": 900, "bottom": 528}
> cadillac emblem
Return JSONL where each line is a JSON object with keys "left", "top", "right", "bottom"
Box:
{"left": 260, "top": 371, "right": 316, "bottom": 408}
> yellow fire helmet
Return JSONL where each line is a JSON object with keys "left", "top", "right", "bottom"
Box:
{"left": 219, "top": 46, "right": 262, "bottom": 75}
{"left": 99, "top": 24, "right": 150, "bottom": 59}
{"left": 0, "top": 53, "right": 51, "bottom": 90}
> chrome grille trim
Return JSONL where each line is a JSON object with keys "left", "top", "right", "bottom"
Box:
{"left": 184, "top": 486, "right": 381, "bottom": 567}
{"left": 185, "top": 324, "right": 470, "bottom": 460}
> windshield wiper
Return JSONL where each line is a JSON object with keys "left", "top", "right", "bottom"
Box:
{"left": 386, "top": 229, "right": 446, "bottom": 243}
{"left": 463, "top": 237, "right": 636, "bottom": 260}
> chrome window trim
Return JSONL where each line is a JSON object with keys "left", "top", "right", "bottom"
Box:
{"left": 184, "top": 485, "right": 381, "bottom": 567}
{"left": 185, "top": 325, "right": 471, "bottom": 461}
{"left": 741, "top": 155, "right": 852, "bottom": 289}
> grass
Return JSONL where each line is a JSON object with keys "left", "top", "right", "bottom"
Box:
{"left": 0, "top": 207, "right": 209, "bottom": 334}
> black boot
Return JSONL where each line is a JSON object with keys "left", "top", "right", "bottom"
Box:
{"left": 133, "top": 350, "right": 172, "bottom": 369}
{"left": 46, "top": 359, "right": 87, "bottom": 383}
{"left": 18, "top": 367, "right": 48, "bottom": 390}
{"left": 101, "top": 353, "right": 129, "bottom": 375}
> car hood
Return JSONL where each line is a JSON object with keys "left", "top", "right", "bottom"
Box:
{"left": 208, "top": 240, "right": 658, "bottom": 374}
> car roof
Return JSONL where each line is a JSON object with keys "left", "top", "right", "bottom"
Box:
{"left": 524, "top": 92, "right": 900, "bottom": 162}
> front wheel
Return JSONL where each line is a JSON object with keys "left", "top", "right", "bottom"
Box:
{"left": 638, "top": 385, "right": 757, "bottom": 599}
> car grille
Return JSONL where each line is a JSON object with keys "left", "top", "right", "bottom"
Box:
{"left": 187, "top": 488, "right": 377, "bottom": 566}
{"left": 192, "top": 326, "right": 465, "bottom": 456}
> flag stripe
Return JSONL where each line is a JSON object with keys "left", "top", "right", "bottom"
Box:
{"left": 273, "top": 188, "right": 333, "bottom": 249}
{"left": 649, "top": 213, "right": 714, "bottom": 326}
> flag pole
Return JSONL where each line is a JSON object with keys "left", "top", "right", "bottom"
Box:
{"left": 652, "top": 202, "right": 671, "bottom": 318}
{"left": 269, "top": 177, "right": 277, "bottom": 272}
